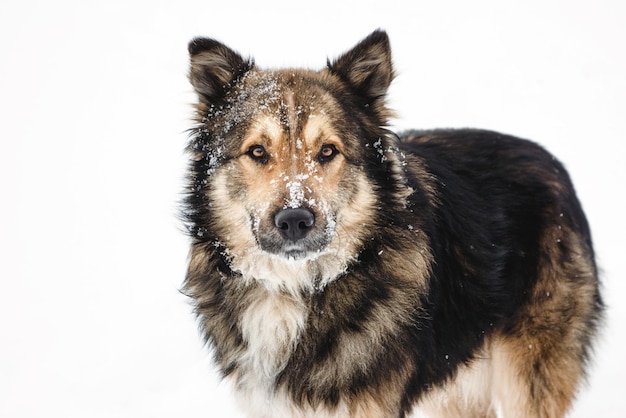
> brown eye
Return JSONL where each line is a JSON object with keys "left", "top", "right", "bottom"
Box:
{"left": 318, "top": 144, "right": 338, "bottom": 163}
{"left": 247, "top": 145, "right": 268, "bottom": 163}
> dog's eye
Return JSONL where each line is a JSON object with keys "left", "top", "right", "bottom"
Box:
{"left": 247, "top": 145, "right": 268, "bottom": 163}
{"left": 318, "top": 144, "right": 338, "bottom": 163}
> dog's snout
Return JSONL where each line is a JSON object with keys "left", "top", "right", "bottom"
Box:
{"left": 274, "top": 208, "right": 315, "bottom": 241}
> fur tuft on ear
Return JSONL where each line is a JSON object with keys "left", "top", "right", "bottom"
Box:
{"left": 328, "top": 30, "right": 394, "bottom": 103}
{"left": 188, "top": 38, "right": 253, "bottom": 104}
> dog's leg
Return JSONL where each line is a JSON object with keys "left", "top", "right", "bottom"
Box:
{"left": 491, "top": 334, "right": 584, "bottom": 418}
{"left": 491, "top": 230, "right": 600, "bottom": 418}
{"left": 418, "top": 354, "right": 497, "bottom": 418}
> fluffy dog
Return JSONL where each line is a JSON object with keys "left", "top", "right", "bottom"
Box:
{"left": 182, "top": 30, "right": 603, "bottom": 417}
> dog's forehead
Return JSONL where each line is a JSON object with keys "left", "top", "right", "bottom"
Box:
{"left": 246, "top": 69, "right": 324, "bottom": 97}
{"left": 237, "top": 70, "right": 340, "bottom": 146}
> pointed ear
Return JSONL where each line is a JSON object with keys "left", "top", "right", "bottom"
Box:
{"left": 188, "top": 38, "right": 253, "bottom": 104}
{"left": 328, "top": 30, "right": 394, "bottom": 102}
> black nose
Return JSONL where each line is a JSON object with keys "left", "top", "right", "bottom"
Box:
{"left": 274, "top": 208, "right": 315, "bottom": 241}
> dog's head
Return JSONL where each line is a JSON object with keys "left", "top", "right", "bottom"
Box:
{"left": 186, "top": 31, "right": 400, "bottom": 289}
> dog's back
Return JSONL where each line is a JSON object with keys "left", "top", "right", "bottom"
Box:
{"left": 398, "top": 128, "right": 602, "bottom": 417}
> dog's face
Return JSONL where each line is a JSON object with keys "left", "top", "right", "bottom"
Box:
{"left": 186, "top": 31, "right": 395, "bottom": 288}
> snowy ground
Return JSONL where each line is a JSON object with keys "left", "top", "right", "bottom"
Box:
{"left": 1, "top": 1, "right": 624, "bottom": 417}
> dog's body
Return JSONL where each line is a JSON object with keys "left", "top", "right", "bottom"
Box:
{"left": 183, "top": 31, "right": 603, "bottom": 418}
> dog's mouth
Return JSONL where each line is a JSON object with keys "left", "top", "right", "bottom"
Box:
{"left": 253, "top": 207, "right": 335, "bottom": 260}
{"left": 279, "top": 244, "right": 315, "bottom": 260}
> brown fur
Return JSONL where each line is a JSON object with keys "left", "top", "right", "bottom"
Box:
{"left": 182, "top": 31, "right": 603, "bottom": 417}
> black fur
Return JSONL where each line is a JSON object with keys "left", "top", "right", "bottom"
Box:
{"left": 183, "top": 30, "right": 603, "bottom": 417}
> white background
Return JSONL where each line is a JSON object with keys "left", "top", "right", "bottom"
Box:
{"left": 1, "top": 1, "right": 624, "bottom": 416}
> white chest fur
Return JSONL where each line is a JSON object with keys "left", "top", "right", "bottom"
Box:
{"left": 233, "top": 287, "right": 309, "bottom": 417}
{"left": 239, "top": 287, "right": 308, "bottom": 382}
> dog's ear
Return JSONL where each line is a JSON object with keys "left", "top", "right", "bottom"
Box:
{"left": 328, "top": 30, "right": 394, "bottom": 103}
{"left": 188, "top": 38, "right": 253, "bottom": 104}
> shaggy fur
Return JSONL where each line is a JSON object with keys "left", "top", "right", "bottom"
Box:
{"left": 182, "top": 30, "right": 603, "bottom": 418}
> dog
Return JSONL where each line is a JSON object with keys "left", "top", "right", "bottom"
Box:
{"left": 182, "top": 30, "right": 603, "bottom": 418}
